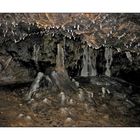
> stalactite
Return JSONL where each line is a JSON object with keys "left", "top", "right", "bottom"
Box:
{"left": 81, "top": 46, "right": 97, "bottom": 77}
{"left": 104, "top": 47, "right": 113, "bottom": 77}
{"left": 88, "top": 47, "right": 94, "bottom": 76}
{"left": 56, "top": 44, "right": 65, "bottom": 72}
{"left": 81, "top": 46, "right": 88, "bottom": 77}
{"left": 32, "top": 44, "right": 40, "bottom": 70}
{"left": 91, "top": 48, "right": 97, "bottom": 76}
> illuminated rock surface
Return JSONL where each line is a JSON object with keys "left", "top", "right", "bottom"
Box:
{"left": 0, "top": 13, "right": 140, "bottom": 126}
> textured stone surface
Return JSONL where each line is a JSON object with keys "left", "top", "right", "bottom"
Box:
{"left": 0, "top": 14, "right": 140, "bottom": 126}
{"left": 0, "top": 14, "right": 140, "bottom": 86}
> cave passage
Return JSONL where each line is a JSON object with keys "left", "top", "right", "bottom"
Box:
{"left": 0, "top": 13, "right": 140, "bottom": 127}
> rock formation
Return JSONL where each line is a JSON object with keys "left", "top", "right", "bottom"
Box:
{"left": 0, "top": 13, "right": 140, "bottom": 126}
{"left": 0, "top": 13, "right": 139, "bottom": 89}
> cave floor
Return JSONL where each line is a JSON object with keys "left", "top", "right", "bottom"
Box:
{"left": 0, "top": 78, "right": 140, "bottom": 127}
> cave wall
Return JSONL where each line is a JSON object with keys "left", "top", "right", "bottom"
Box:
{"left": 0, "top": 13, "right": 140, "bottom": 87}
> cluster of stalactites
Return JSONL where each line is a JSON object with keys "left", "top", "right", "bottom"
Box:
{"left": 80, "top": 46, "right": 113, "bottom": 77}
{"left": 81, "top": 45, "right": 97, "bottom": 77}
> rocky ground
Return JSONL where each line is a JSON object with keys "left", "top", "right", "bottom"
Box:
{"left": 0, "top": 76, "right": 140, "bottom": 127}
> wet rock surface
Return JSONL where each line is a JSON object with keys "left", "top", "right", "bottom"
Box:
{"left": 0, "top": 13, "right": 140, "bottom": 86}
{"left": 0, "top": 13, "right": 140, "bottom": 127}
{"left": 0, "top": 75, "right": 140, "bottom": 127}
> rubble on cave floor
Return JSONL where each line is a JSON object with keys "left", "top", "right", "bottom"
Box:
{"left": 0, "top": 76, "right": 140, "bottom": 127}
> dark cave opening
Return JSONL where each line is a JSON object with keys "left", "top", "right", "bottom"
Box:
{"left": 119, "top": 70, "right": 140, "bottom": 86}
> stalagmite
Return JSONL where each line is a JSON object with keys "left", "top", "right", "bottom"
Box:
{"left": 101, "top": 87, "right": 106, "bottom": 98}
{"left": 25, "top": 72, "right": 44, "bottom": 100}
{"left": 81, "top": 46, "right": 97, "bottom": 77}
{"left": 125, "top": 51, "right": 132, "bottom": 63}
{"left": 51, "top": 71, "right": 62, "bottom": 88}
{"left": 59, "top": 91, "right": 66, "bottom": 105}
{"left": 51, "top": 43, "right": 77, "bottom": 92}
{"left": 60, "top": 107, "right": 68, "bottom": 115}
{"left": 104, "top": 47, "right": 113, "bottom": 77}
{"left": 78, "top": 88, "right": 85, "bottom": 101}
{"left": 45, "top": 75, "right": 53, "bottom": 87}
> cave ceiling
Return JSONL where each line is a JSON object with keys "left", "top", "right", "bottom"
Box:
{"left": 0, "top": 13, "right": 140, "bottom": 51}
